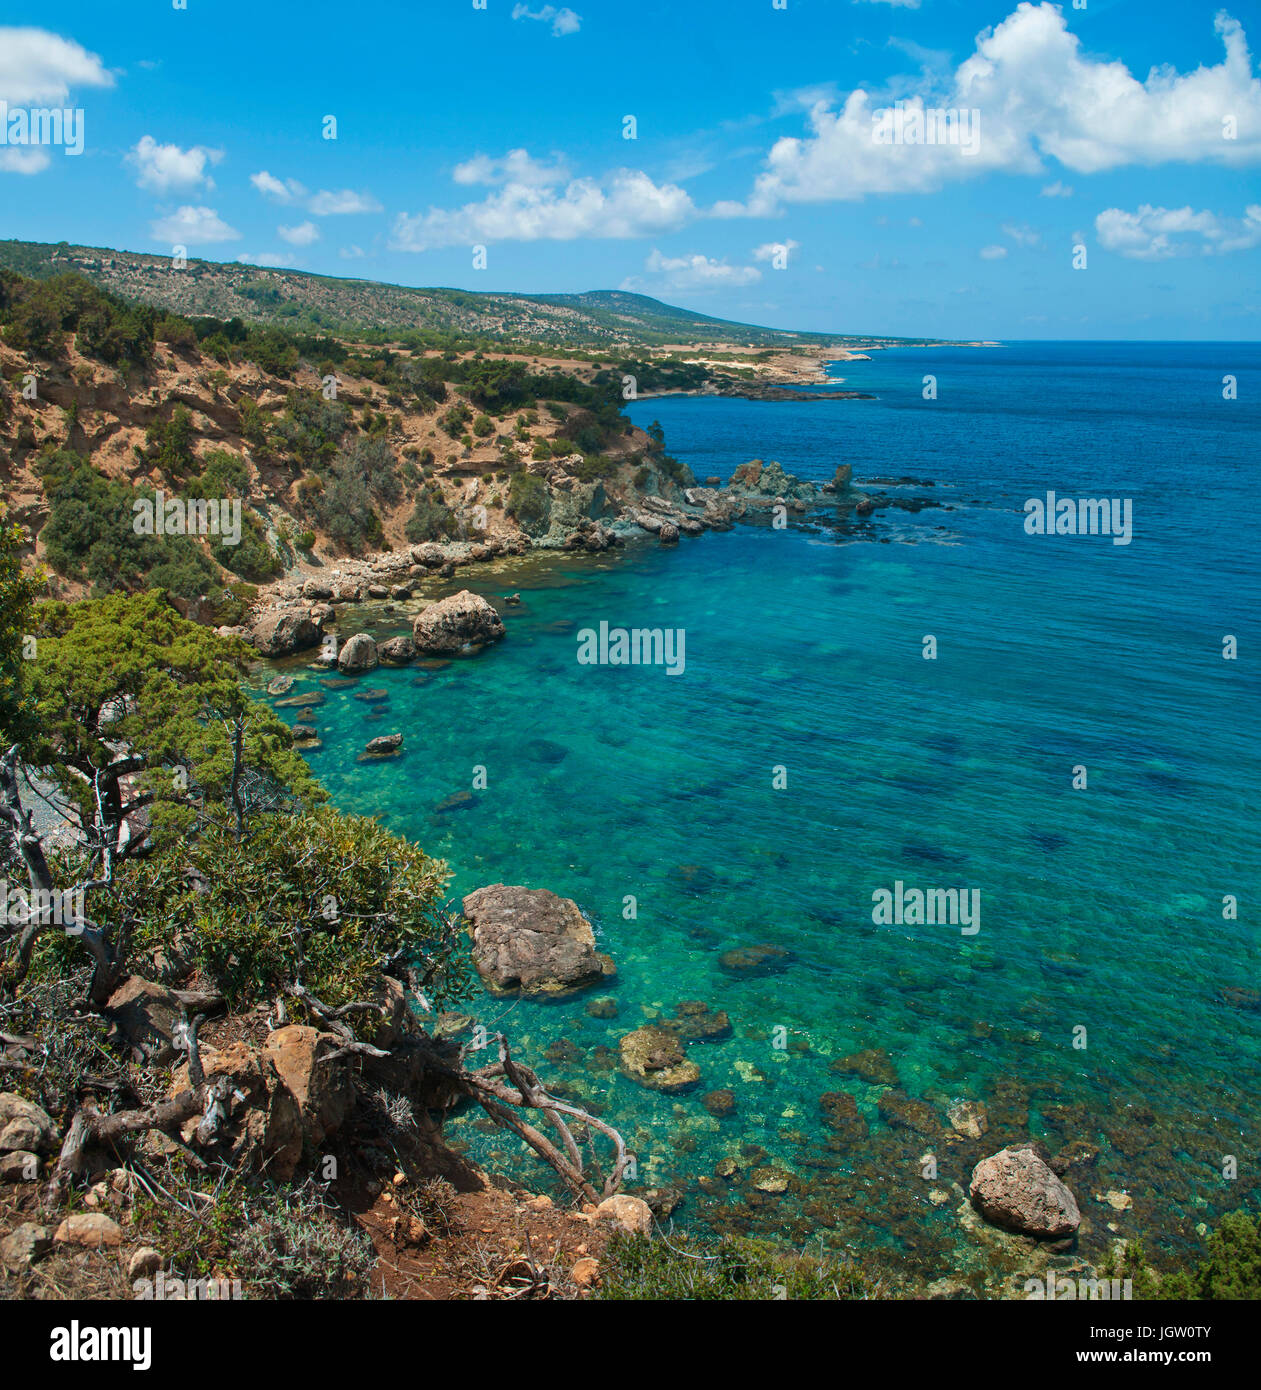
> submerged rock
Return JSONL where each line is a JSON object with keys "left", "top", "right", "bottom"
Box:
{"left": 718, "top": 943, "right": 794, "bottom": 978}
{"left": 463, "top": 883, "right": 614, "bottom": 997}
{"left": 830, "top": 1048, "right": 899, "bottom": 1087}
{"left": 664, "top": 1000, "right": 732, "bottom": 1043}
{"left": 878, "top": 1091, "right": 944, "bottom": 1138}
{"left": 819, "top": 1091, "right": 869, "bottom": 1144}
{"left": 412, "top": 590, "right": 505, "bottom": 654}
{"left": 618, "top": 1026, "right": 700, "bottom": 1093}
{"left": 969, "top": 1144, "right": 1081, "bottom": 1238}
{"left": 702, "top": 1089, "right": 737, "bottom": 1119}
{"left": 948, "top": 1100, "right": 989, "bottom": 1140}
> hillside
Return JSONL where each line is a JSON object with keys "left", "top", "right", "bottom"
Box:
{"left": 0, "top": 239, "right": 926, "bottom": 351}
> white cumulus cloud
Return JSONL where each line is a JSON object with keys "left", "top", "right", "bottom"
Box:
{"left": 745, "top": 4, "right": 1261, "bottom": 212}
{"left": 511, "top": 5, "right": 581, "bottom": 37}
{"left": 0, "top": 27, "right": 112, "bottom": 104}
{"left": 150, "top": 205, "right": 240, "bottom": 245}
{"left": 250, "top": 172, "right": 380, "bottom": 216}
{"left": 453, "top": 148, "right": 569, "bottom": 187}
{"left": 626, "top": 250, "right": 762, "bottom": 292}
{"left": 128, "top": 135, "right": 222, "bottom": 193}
{"left": 250, "top": 170, "right": 307, "bottom": 205}
{"left": 1095, "top": 204, "right": 1261, "bottom": 259}
{"left": 278, "top": 221, "right": 320, "bottom": 246}
{"left": 391, "top": 167, "right": 694, "bottom": 250}
{"left": 980, "top": 244, "right": 1008, "bottom": 259}
{"left": 308, "top": 188, "right": 383, "bottom": 215}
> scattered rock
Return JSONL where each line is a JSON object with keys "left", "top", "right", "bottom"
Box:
{"left": 618, "top": 1026, "right": 700, "bottom": 1093}
{"left": 338, "top": 633, "right": 379, "bottom": 673}
{"left": 0, "top": 1223, "right": 53, "bottom": 1271}
{"left": 571, "top": 1256, "right": 600, "bottom": 1288}
{"left": 252, "top": 610, "right": 321, "bottom": 657}
{"left": 291, "top": 723, "right": 318, "bottom": 742}
{"left": 750, "top": 1166, "right": 792, "bottom": 1195}
{"left": 413, "top": 590, "right": 506, "bottom": 654}
{"left": 664, "top": 1000, "right": 732, "bottom": 1043}
{"left": 127, "top": 1247, "right": 163, "bottom": 1280}
{"left": 266, "top": 675, "right": 294, "bottom": 695}
{"left": 829, "top": 1049, "right": 899, "bottom": 1087}
{"left": 585, "top": 997, "right": 618, "bottom": 1020}
{"left": 819, "top": 1092, "right": 869, "bottom": 1144}
{"left": 969, "top": 1144, "right": 1081, "bottom": 1238}
{"left": 54, "top": 1213, "right": 123, "bottom": 1249}
{"left": 0, "top": 1093, "right": 56, "bottom": 1154}
{"left": 878, "top": 1091, "right": 943, "bottom": 1138}
{"left": 363, "top": 733, "right": 404, "bottom": 756}
{"left": 0, "top": 1150, "right": 39, "bottom": 1181}
{"left": 717, "top": 943, "right": 794, "bottom": 978}
{"left": 378, "top": 635, "right": 417, "bottom": 665}
{"left": 463, "top": 883, "right": 614, "bottom": 997}
{"left": 947, "top": 1100, "right": 989, "bottom": 1140}
{"left": 701, "top": 1089, "right": 737, "bottom": 1119}
{"left": 594, "top": 1195, "right": 653, "bottom": 1235}
{"left": 106, "top": 975, "right": 183, "bottom": 1063}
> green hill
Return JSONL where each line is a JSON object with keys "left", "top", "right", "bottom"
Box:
{"left": 0, "top": 239, "right": 922, "bottom": 351}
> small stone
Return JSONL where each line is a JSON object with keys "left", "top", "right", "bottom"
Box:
{"left": 750, "top": 1166, "right": 792, "bottom": 1195}
{"left": 0, "top": 1150, "right": 39, "bottom": 1181}
{"left": 571, "top": 1257, "right": 601, "bottom": 1288}
{"left": 594, "top": 1195, "right": 653, "bottom": 1235}
{"left": 54, "top": 1213, "right": 123, "bottom": 1248}
{"left": 127, "top": 1247, "right": 162, "bottom": 1281}
{"left": 947, "top": 1100, "right": 989, "bottom": 1140}
{"left": 701, "top": 1089, "right": 737, "bottom": 1119}
{"left": 0, "top": 1223, "right": 53, "bottom": 1270}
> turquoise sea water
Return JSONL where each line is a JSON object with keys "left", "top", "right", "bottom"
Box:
{"left": 262, "top": 343, "right": 1261, "bottom": 1284}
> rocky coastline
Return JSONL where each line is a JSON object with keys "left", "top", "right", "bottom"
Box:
{"left": 233, "top": 454, "right": 903, "bottom": 658}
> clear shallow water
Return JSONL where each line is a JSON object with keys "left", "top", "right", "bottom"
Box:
{"left": 263, "top": 343, "right": 1261, "bottom": 1284}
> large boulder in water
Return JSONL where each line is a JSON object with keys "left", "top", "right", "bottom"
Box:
{"left": 462, "top": 884, "right": 613, "bottom": 997}
{"left": 251, "top": 609, "right": 321, "bottom": 657}
{"left": 337, "top": 633, "right": 379, "bottom": 673}
{"left": 969, "top": 1144, "right": 1081, "bottom": 1238}
{"left": 412, "top": 590, "right": 505, "bottom": 654}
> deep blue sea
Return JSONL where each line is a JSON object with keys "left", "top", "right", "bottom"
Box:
{"left": 262, "top": 342, "right": 1261, "bottom": 1285}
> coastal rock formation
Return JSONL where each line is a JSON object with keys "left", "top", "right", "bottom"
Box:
{"left": 413, "top": 590, "right": 506, "bottom": 654}
{"left": 618, "top": 1026, "right": 701, "bottom": 1093}
{"left": 462, "top": 884, "right": 613, "bottom": 997}
{"left": 378, "top": 635, "right": 416, "bottom": 665}
{"left": 251, "top": 609, "right": 322, "bottom": 657}
{"left": 338, "top": 633, "right": 379, "bottom": 673}
{"left": 364, "top": 733, "right": 403, "bottom": 756}
{"left": 969, "top": 1144, "right": 1081, "bottom": 1238}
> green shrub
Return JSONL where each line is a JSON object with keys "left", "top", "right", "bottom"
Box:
{"left": 598, "top": 1233, "right": 881, "bottom": 1301}
{"left": 122, "top": 806, "right": 467, "bottom": 1015}
{"left": 506, "top": 471, "right": 549, "bottom": 530}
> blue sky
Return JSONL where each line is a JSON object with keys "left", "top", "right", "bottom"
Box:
{"left": 2, "top": 0, "right": 1259, "bottom": 339}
